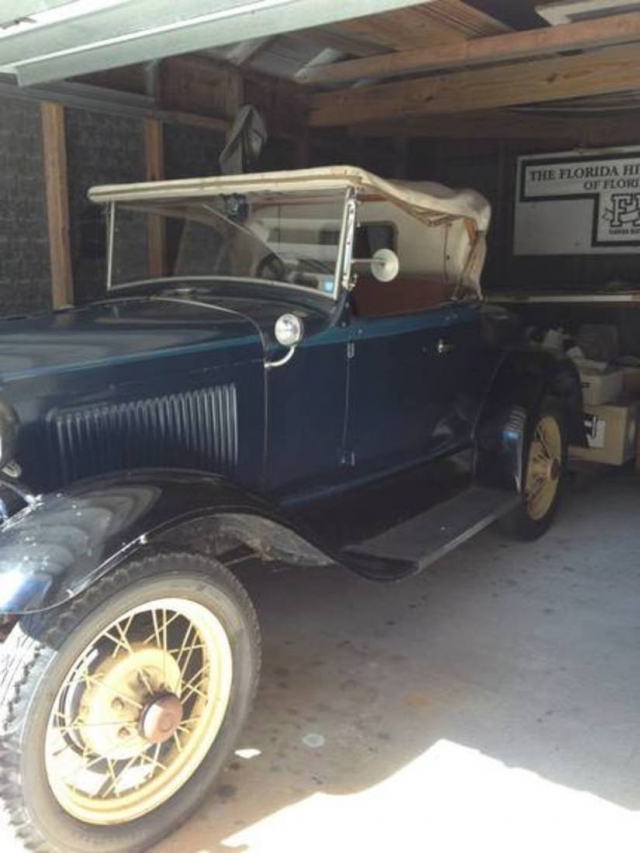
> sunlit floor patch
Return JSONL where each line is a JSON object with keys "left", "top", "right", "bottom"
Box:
{"left": 221, "top": 740, "right": 640, "bottom": 853}
{"left": 145, "top": 470, "right": 640, "bottom": 853}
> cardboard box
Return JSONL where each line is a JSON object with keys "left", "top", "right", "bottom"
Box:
{"left": 570, "top": 401, "right": 640, "bottom": 466}
{"left": 622, "top": 366, "right": 640, "bottom": 397}
{"left": 572, "top": 359, "right": 623, "bottom": 406}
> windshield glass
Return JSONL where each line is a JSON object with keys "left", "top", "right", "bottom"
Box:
{"left": 108, "top": 188, "right": 347, "bottom": 298}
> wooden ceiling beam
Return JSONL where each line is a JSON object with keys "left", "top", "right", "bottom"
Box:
{"left": 310, "top": 42, "right": 640, "bottom": 126}
{"left": 300, "top": 11, "right": 640, "bottom": 86}
{"left": 331, "top": 0, "right": 507, "bottom": 51}
{"left": 331, "top": 10, "right": 451, "bottom": 51}
{"left": 422, "top": 0, "right": 509, "bottom": 38}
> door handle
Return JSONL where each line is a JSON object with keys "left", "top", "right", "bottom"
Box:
{"left": 437, "top": 338, "right": 456, "bottom": 355}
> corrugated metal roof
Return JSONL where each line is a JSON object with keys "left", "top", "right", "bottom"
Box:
{"left": 0, "top": 0, "right": 432, "bottom": 86}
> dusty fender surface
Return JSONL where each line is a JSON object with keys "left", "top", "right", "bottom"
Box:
{"left": 0, "top": 469, "right": 332, "bottom": 615}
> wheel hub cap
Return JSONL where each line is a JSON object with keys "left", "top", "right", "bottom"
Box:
{"left": 140, "top": 694, "right": 184, "bottom": 744}
{"left": 78, "top": 645, "right": 182, "bottom": 759}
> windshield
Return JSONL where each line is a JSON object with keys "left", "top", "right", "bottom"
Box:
{"left": 108, "top": 188, "right": 348, "bottom": 298}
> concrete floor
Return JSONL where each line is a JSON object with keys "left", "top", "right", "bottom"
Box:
{"left": 149, "top": 467, "right": 640, "bottom": 852}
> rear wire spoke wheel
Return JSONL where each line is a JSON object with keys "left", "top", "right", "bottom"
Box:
{"left": 525, "top": 415, "right": 562, "bottom": 522}
{"left": 0, "top": 553, "right": 260, "bottom": 853}
{"left": 500, "top": 397, "right": 567, "bottom": 541}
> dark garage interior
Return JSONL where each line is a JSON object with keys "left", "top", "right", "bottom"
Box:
{"left": 2, "top": 1, "right": 640, "bottom": 851}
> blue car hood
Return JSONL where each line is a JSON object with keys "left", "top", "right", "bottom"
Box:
{"left": 0, "top": 297, "right": 263, "bottom": 383}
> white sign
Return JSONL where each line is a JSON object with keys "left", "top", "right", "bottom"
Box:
{"left": 514, "top": 148, "right": 640, "bottom": 255}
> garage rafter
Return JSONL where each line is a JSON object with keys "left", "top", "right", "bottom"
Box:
{"left": 324, "top": 0, "right": 508, "bottom": 52}
{"left": 309, "top": 42, "right": 640, "bottom": 127}
{"left": 2, "top": 1, "right": 640, "bottom": 150}
{"left": 297, "top": 11, "right": 640, "bottom": 86}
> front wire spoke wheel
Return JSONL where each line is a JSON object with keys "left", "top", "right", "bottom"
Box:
{"left": 0, "top": 555, "right": 259, "bottom": 853}
{"left": 45, "top": 597, "right": 233, "bottom": 826}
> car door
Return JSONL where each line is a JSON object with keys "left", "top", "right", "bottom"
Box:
{"left": 345, "top": 298, "right": 495, "bottom": 479}
{"left": 264, "top": 324, "right": 350, "bottom": 500}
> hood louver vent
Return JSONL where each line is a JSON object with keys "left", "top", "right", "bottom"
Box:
{"left": 49, "top": 385, "right": 238, "bottom": 485}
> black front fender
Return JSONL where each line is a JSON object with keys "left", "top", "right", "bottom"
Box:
{"left": 0, "top": 469, "right": 332, "bottom": 615}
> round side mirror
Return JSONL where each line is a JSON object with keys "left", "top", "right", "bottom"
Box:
{"left": 371, "top": 248, "right": 400, "bottom": 283}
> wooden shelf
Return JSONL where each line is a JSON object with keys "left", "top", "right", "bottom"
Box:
{"left": 488, "top": 292, "right": 640, "bottom": 305}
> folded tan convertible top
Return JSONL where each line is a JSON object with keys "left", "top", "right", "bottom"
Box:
{"left": 88, "top": 165, "right": 491, "bottom": 233}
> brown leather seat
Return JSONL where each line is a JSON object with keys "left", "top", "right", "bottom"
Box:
{"left": 352, "top": 276, "right": 455, "bottom": 318}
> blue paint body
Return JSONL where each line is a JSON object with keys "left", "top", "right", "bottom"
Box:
{"left": 0, "top": 282, "right": 498, "bottom": 499}
{"left": 0, "top": 277, "right": 584, "bottom": 612}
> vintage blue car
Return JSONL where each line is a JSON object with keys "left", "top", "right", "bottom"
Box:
{"left": 0, "top": 166, "right": 583, "bottom": 853}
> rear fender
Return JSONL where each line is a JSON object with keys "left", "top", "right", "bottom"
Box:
{"left": 474, "top": 346, "right": 584, "bottom": 492}
{"left": 0, "top": 469, "right": 332, "bottom": 616}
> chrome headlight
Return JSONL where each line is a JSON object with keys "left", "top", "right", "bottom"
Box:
{"left": 0, "top": 400, "right": 19, "bottom": 469}
{"left": 274, "top": 313, "right": 304, "bottom": 348}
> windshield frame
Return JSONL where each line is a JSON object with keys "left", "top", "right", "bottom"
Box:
{"left": 103, "top": 187, "right": 355, "bottom": 301}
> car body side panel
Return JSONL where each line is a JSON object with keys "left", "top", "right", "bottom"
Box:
{"left": 187, "top": 289, "right": 352, "bottom": 498}
{"left": 0, "top": 299, "right": 266, "bottom": 493}
{"left": 345, "top": 303, "right": 500, "bottom": 476}
{"left": 265, "top": 330, "right": 350, "bottom": 497}
{"left": 0, "top": 283, "right": 583, "bottom": 616}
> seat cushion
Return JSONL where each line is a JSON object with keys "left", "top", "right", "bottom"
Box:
{"left": 352, "top": 276, "right": 455, "bottom": 318}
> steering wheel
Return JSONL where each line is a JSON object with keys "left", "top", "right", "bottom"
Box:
{"left": 257, "top": 253, "right": 287, "bottom": 282}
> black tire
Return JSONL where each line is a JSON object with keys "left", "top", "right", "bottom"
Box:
{"left": 499, "top": 396, "right": 567, "bottom": 541}
{"left": 0, "top": 552, "right": 260, "bottom": 853}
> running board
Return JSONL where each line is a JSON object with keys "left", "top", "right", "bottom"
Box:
{"left": 341, "top": 486, "right": 519, "bottom": 580}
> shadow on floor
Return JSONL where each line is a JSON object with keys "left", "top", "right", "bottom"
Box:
{"left": 153, "top": 466, "right": 640, "bottom": 852}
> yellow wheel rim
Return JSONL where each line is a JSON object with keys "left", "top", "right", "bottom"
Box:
{"left": 525, "top": 414, "right": 562, "bottom": 521}
{"left": 45, "top": 597, "right": 233, "bottom": 825}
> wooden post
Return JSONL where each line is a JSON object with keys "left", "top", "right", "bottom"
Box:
{"left": 143, "top": 117, "right": 166, "bottom": 277}
{"left": 41, "top": 101, "right": 73, "bottom": 309}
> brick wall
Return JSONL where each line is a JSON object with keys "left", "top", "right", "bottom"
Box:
{"left": 66, "top": 108, "right": 146, "bottom": 304}
{"left": 67, "top": 116, "right": 228, "bottom": 302}
{"left": 0, "top": 98, "right": 51, "bottom": 317}
{"left": 0, "top": 100, "right": 294, "bottom": 316}
{"left": 164, "top": 122, "right": 224, "bottom": 179}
